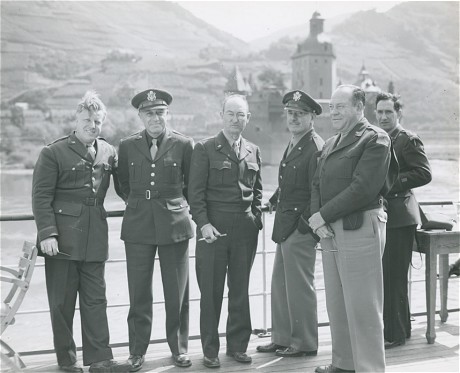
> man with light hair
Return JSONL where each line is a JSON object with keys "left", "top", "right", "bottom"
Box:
{"left": 32, "top": 91, "right": 128, "bottom": 373}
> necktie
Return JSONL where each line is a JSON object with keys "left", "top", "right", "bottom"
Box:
{"left": 150, "top": 139, "right": 158, "bottom": 160}
{"left": 233, "top": 141, "right": 240, "bottom": 158}
{"left": 286, "top": 141, "right": 294, "bottom": 156}
{"left": 87, "top": 144, "right": 96, "bottom": 160}
{"left": 333, "top": 134, "right": 342, "bottom": 149}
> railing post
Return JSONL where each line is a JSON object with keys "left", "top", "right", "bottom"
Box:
{"left": 262, "top": 211, "right": 268, "bottom": 332}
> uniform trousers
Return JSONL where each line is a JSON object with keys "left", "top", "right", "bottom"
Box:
{"left": 382, "top": 225, "right": 416, "bottom": 343}
{"left": 321, "top": 208, "right": 387, "bottom": 373}
{"left": 44, "top": 258, "right": 113, "bottom": 366}
{"left": 271, "top": 230, "right": 318, "bottom": 351}
{"left": 195, "top": 210, "right": 259, "bottom": 358}
{"left": 124, "top": 240, "right": 189, "bottom": 356}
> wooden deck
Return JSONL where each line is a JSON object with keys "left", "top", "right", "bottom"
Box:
{"left": 15, "top": 310, "right": 459, "bottom": 373}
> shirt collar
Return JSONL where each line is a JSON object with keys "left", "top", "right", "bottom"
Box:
{"left": 222, "top": 131, "right": 241, "bottom": 148}
{"left": 146, "top": 130, "right": 165, "bottom": 147}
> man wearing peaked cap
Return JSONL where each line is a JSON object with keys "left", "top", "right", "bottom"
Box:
{"left": 118, "top": 88, "right": 194, "bottom": 369}
{"left": 257, "top": 90, "right": 324, "bottom": 358}
{"left": 282, "top": 89, "right": 323, "bottom": 115}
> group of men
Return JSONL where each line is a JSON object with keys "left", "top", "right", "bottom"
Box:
{"left": 32, "top": 83, "right": 431, "bottom": 373}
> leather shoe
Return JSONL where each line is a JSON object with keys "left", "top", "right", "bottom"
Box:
{"left": 59, "top": 362, "right": 83, "bottom": 373}
{"left": 173, "top": 353, "right": 192, "bottom": 368}
{"left": 203, "top": 356, "right": 220, "bottom": 368}
{"left": 315, "top": 364, "right": 355, "bottom": 373}
{"left": 226, "top": 351, "right": 252, "bottom": 363}
{"left": 127, "top": 355, "right": 145, "bottom": 372}
{"left": 276, "top": 346, "right": 317, "bottom": 357}
{"left": 256, "top": 342, "right": 286, "bottom": 353}
{"left": 89, "top": 359, "right": 133, "bottom": 372}
{"left": 385, "top": 340, "right": 405, "bottom": 349}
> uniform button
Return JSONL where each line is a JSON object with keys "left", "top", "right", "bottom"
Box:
{"left": 150, "top": 181, "right": 155, "bottom": 186}
{"left": 92, "top": 167, "right": 95, "bottom": 172}
{"left": 71, "top": 167, "right": 75, "bottom": 171}
{"left": 282, "top": 163, "right": 286, "bottom": 167}
{"left": 280, "top": 175, "right": 283, "bottom": 179}
{"left": 151, "top": 172, "right": 155, "bottom": 177}
{"left": 58, "top": 209, "right": 62, "bottom": 213}
{"left": 151, "top": 164, "right": 155, "bottom": 168}
{"left": 294, "top": 208, "right": 298, "bottom": 211}
{"left": 173, "top": 163, "right": 177, "bottom": 166}
{"left": 92, "top": 177, "right": 96, "bottom": 182}
{"left": 293, "top": 166, "right": 296, "bottom": 169}
{"left": 92, "top": 188, "right": 96, "bottom": 193}
{"left": 395, "top": 193, "right": 398, "bottom": 197}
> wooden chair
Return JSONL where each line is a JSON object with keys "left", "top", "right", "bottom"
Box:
{"left": 1, "top": 241, "right": 38, "bottom": 371}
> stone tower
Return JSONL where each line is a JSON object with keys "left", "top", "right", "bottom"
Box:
{"left": 291, "top": 11, "right": 336, "bottom": 99}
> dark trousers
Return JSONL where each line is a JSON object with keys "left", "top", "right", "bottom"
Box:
{"left": 124, "top": 240, "right": 189, "bottom": 356}
{"left": 44, "top": 258, "right": 113, "bottom": 366}
{"left": 195, "top": 211, "right": 259, "bottom": 358}
{"left": 383, "top": 225, "right": 416, "bottom": 343}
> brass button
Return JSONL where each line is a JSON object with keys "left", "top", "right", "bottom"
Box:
{"left": 59, "top": 209, "right": 62, "bottom": 213}
{"left": 151, "top": 164, "right": 155, "bottom": 168}
{"left": 151, "top": 173, "right": 155, "bottom": 177}
{"left": 92, "top": 177, "right": 96, "bottom": 182}
{"left": 71, "top": 167, "right": 75, "bottom": 171}
{"left": 150, "top": 181, "right": 155, "bottom": 186}
{"left": 282, "top": 163, "right": 286, "bottom": 167}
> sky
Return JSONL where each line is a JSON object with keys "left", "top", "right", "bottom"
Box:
{"left": 178, "top": 0, "right": 402, "bottom": 42}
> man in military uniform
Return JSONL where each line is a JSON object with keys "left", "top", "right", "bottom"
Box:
{"left": 118, "top": 89, "right": 194, "bottom": 370}
{"left": 309, "top": 85, "right": 393, "bottom": 373}
{"left": 188, "top": 94, "right": 263, "bottom": 368}
{"left": 375, "top": 92, "right": 432, "bottom": 349}
{"left": 32, "top": 91, "right": 129, "bottom": 373}
{"left": 256, "top": 90, "right": 323, "bottom": 357}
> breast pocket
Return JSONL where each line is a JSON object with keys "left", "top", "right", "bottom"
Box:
{"left": 245, "top": 161, "right": 259, "bottom": 186}
{"left": 337, "top": 154, "right": 359, "bottom": 178}
{"left": 128, "top": 160, "right": 142, "bottom": 183}
{"left": 209, "top": 160, "right": 232, "bottom": 185}
{"left": 164, "top": 159, "right": 182, "bottom": 184}
{"left": 61, "top": 163, "right": 87, "bottom": 187}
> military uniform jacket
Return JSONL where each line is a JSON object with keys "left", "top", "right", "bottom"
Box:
{"left": 311, "top": 118, "right": 391, "bottom": 224}
{"left": 188, "top": 130, "right": 263, "bottom": 229}
{"left": 386, "top": 124, "right": 431, "bottom": 228}
{"left": 118, "top": 128, "right": 194, "bottom": 245}
{"left": 32, "top": 132, "right": 119, "bottom": 262}
{"left": 269, "top": 130, "right": 324, "bottom": 243}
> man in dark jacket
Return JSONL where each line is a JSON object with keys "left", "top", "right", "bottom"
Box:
{"left": 32, "top": 91, "right": 129, "bottom": 373}
{"left": 118, "top": 89, "right": 194, "bottom": 371}
{"left": 188, "top": 94, "right": 262, "bottom": 368}
{"left": 309, "top": 85, "right": 392, "bottom": 373}
{"left": 256, "top": 90, "right": 323, "bottom": 357}
{"left": 375, "top": 92, "right": 432, "bottom": 349}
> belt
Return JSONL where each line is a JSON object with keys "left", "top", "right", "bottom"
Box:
{"left": 131, "top": 190, "right": 182, "bottom": 200}
{"left": 54, "top": 197, "right": 104, "bottom": 206}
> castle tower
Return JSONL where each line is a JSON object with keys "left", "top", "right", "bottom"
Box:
{"left": 224, "top": 65, "right": 251, "bottom": 96}
{"left": 291, "top": 11, "right": 336, "bottom": 99}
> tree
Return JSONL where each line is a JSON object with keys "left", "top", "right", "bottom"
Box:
{"left": 258, "top": 68, "right": 286, "bottom": 90}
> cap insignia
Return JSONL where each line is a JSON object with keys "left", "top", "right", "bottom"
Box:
{"left": 147, "top": 91, "right": 156, "bottom": 101}
{"left": 293, "top": 91, "right": 302, "bottom": 101}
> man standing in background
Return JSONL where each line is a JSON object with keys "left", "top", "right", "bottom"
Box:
{"left": 188, "top": 94, "right": 263, "bottom": 368}
{"left": 257, "top": 90, "right": 323, "bottom": 358}
{"left": 32, "top": 91, "right": 129, "bottom": 373}
{"left": 118, "top": 89, "right": 194, "bottom": 370}
{"left": 375, "top": 92, "right": 432, "bottom": 349}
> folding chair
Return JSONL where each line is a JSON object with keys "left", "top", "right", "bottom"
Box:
{"left": 1, "top": 241, "right": 38, "bottom": 372}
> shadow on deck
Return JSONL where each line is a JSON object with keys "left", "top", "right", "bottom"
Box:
{"left": 18, "top": 311, "right": 459, "bottom": 373}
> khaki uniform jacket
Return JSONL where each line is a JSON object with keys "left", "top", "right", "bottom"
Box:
{"left": 385, "top": 125, "right": 431, "bottom": 228}
{"left": 269, "top": 130, "right": 324, "bottom": 243}
{"left": 311, "top": 118, "right": 391, "bottom": 224}
{"left": 188, "top": 131, "right": 263, "bottom": 229}
{"left": 118, "top": 128, "right": 194, "bottom": 245}
{"left": 32, "top": 133, "right": 120, "bottom": 262}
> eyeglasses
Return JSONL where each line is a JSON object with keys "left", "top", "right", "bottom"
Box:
{"left": 224, "top": 111, "right": 247, "bottom": 121}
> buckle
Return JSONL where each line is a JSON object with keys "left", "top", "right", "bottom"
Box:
{"left": 145, "top": 190, "right": 151, "bottom": 200}
{"left": 85, "top": 197, "right": 97, "bottom": 206}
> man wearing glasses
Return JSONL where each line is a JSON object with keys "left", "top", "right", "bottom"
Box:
{"left": 256, "top": 90, "right": 323, "bottom": 358}
{"left": 309, "top": 85, "right": 394, "bottom": 373}
{"left": 188, "top": 94, "right": 263, "bottom": 368}
{"left": 118, "top": 89, "right": 194, "bottom": 370}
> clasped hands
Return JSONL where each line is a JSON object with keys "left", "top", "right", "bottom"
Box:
{"left": 200, "top": 223, "right": 225, "bottom": 243}
{"left": 308, "top": 212, "right": 334, "bottom": 239}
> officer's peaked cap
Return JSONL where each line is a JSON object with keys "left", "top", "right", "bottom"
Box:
{"left": 282, "top": 90, "right": 322, "bottom": 115}
{"left": 131, "top": 89, "right": 173, "bottom": 110}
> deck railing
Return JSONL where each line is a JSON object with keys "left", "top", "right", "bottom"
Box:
{"left": 1, "top": 201, "right": 458, "bottom": 356}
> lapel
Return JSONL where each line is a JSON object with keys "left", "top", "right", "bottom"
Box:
{"left": 154, "top": 129, "right": 175, "bottom": 161}
{"left": 283, "top": 131, "right": 312, "bottom": 163}
{"left": 327, "top": 119, "right": 368, "bottom": 157}
{"left": 239, "top": 137, "right": 252, "bottom": 161}
{"left": 92, "top": 138, "right": 106, "bottom": 165}
{"left": 389, "top": 124, "right": 403, "bottom": 141}
{"left": 67, "top": 132, "right": 92, "bottom": 162}
{"left": 133, "top": 130, "right": 153, "bottom": 160}
{"left": 215, "top": 131, "right": 239, "bottom": 164}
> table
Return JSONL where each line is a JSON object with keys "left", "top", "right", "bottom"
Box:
{"left": 414, "top": 229, "right": 460, "bottom": 343}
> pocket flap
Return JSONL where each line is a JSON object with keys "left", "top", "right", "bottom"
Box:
{"left": 166, "top": 197, "right": 189, "bottom": 210}
{"left": 53, "top": 201, "right": 82, "bottom": 217}
{"left": 211, "top": 161, "right": 231, "bottom": 170}
{"left": 126, "top": 197, "right": 139, "bottom": 209}
{"left": 247, "top": 162, "right": 259, "bottom": 171}
{"left": 65, "top": 163, "right": 86, "bottom": 172}
{"left": 164, "top": 159, "right": 181, "bottom": 167}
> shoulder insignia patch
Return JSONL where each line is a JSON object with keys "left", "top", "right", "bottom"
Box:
{"left": 376, "top": 133, "right": 390, "bottom": 147}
